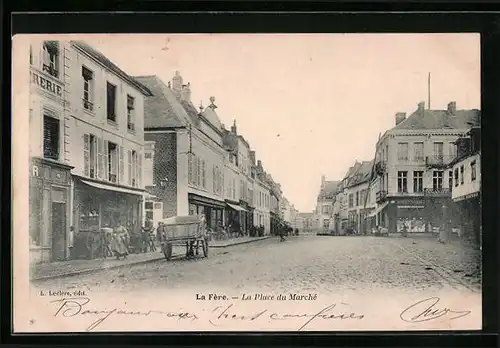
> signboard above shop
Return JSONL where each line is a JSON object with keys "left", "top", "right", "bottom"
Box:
{"left": 30, "top": 69, "right": 63, "bottom": 98}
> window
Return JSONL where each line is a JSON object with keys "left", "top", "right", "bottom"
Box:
{"left": 196, "top": 157, "right": 201, "bottom": 186}
{"left": 348, "top": 194, "right": 354, "bottom": 208}
{"left": 454, "top": 168, "right": 459, "bottom": 187}
{"left": 83, "top": 134, "right": 97, "bottom": 178}
{"left": 433, "top": 142, "right": 444, "bottom": 161}
{"left": 432, "top": 171, "right": 443, "bottom": 190}
{"left": 460, "top": 165, "right": 464, "bottom": 185}
{"left": 449, "top": 142, "right": 457, "bottom": 159}
{"left": 43, "top": 115, "right": 59, "bottom": 160}
{"left": 108, "top": 142, "right": 118, "bottom": 183}
{"left": 397, "top": 142, "right": 409, "bottom": 161}
{"left": 127, "top": 95, "right": 135, "bottom": 131}
{"left": 413, "top": 142, "right": 424, "bottom": 161}
{"left": 471, "top": 161, "right": 477, "bottom": 181}
{"left": 355, "top": 192, "right": 359, "bottom": 206}
{"left": 145, "top": 152, "right": 152, "bottom": 159}
{"left": 385, "top": 145, "right": 389, "bottom": 161}
{"left": 42, "top": 41, "right": 59, "bottom": 78}
{"left": 232, "top": 178, "right": 236, "bottom": 199}
{"left": 82, "top": 67, "right": 94, "bottom": 111}
{"left": 448, "top": 171, "right": 453, "bottom": 190}
{"left": 413, "top": 171, "right": 423, "bottom": 193}
{"left": 397, "top": 171, "right": 408, "bottom": 193}
{"left": 107, "top": 82, "right": 117, "bottom": 122}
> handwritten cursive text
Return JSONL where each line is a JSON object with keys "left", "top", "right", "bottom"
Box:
{"left": 400, "top": 297, "right": 471, "bottom": 323}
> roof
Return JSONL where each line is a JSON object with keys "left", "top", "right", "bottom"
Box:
{"left": 70, "top": 41, "right": 152, "bottom": 96}
{"left": 201, "top": 106, "right": 224, "bottom": 131}
{"left": 394, "top": 108, "right": 480, "bottom": 131}
{"left": 344, "top": 160, "right": 373, "bottom": 188}
{"left": 134, "top": 75, "right": 194, "bottom": 129}
{"left": 318, "top": 180, "right": 340, "bottom": 199}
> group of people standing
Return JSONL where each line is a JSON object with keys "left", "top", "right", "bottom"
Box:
{"left": 108, "top": 218, "right": 157, "bottom": 260}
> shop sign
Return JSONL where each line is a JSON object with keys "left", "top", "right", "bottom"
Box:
{"left": 397, "top": 199, "right": 425, "bottom": 206}
{"left": 31, "top": 164, "right": 40, "bottom": 178}
{"left": 30, "top": 70, "right": 63, "bottom": 97}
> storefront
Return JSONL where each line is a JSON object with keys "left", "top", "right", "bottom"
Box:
{"left": 29, "top": 157, "right": 73, "bottom": 264}
{"left": 224, "top": 200, "right": 247, "bottom": 233}
{"left": 188, "top": 193, "right": 225, "bottom": 232}
{"left": 71, "top": 176, "right": 144, "bottom": 260}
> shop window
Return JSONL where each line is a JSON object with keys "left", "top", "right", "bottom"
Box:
{"left": 82, "top": 66, "right": 94, "bottom": 111}
{"left": 43, "top": 115, "right": 60, "bottom": 160}
{"left": 397, "top": 171, "right": 408, "bottom": 193}
{"left": 413, "top": 171, "right": 423, "bottom": 193}
{"left": 432, "top": 171, "right": 444, "bottom": 190}
{"left": 145, "top": 201, "right": 153, "bottom": 210}
{"left": 42, "top": 41, "right": 59, "bottom": 78}
{"left": 107, "top": 82, "right": 117, "bottom": 122}
{"left": 79, "top": 195, "right": 100, "bottom": 232}
{"left": 127, "top": 95, "right": 135, "bottom": 131}
{"left": 471, "top": 161, "right": 477, "bottom": 181}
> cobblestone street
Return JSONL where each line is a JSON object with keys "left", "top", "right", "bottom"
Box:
{"left": 32, "top": 235, "right": 481, "bottom": 296}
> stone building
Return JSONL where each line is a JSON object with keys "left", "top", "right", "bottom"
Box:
{"left": 29, "top": 40, "right": 152, "bottom": 264}
{"left": 314, "top": 175, "right": 340, "bottom": 232}
{"left": 372, "top": 101, "right": 480, "bottom": 234}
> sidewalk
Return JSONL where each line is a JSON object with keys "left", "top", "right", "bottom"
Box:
{"left": 31, "top": 236, "right": 271, "bottom": 281}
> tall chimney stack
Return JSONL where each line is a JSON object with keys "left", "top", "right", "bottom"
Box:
{"left": 447, "top": 101, "right": 457, "bottom": 115}
{"left": 172, "top": 71, "right": 183, "bottom": 98}
{"left": 231, "top": 120, "right": 237, "bottom": 134}
{"left": 180, "top": 82, "right": 191, "bottom": 102}
{"left": 417, "top": 101, "right": 425, "bottom": 115}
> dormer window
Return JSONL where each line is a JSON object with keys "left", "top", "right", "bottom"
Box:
{"left": 42, "top": 41, "right": 60, "bottom": 78}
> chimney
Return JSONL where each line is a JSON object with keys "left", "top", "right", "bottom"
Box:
{"left": 257, "top": 160, "right": 262, "bottom": 169}
{"left": 395, "top": 112, "right": 406, "bottom": 126}
{"left": 447, "top": 101, "right": 457, "bottom": 115}
{"left": 249, "top": 151, "right": 256, "bottom": 165}
{"left": 321, "top": 175, "right": 326, "bottom": 186}
{"left": 172, "top": 71, "right": 183, "bottom": 98}
{"left": 180, "top": 82, "right": 191, "bottom": 102}
{"left": 231, "top": 120, "right": 237, "bottom": 134}
{"left": 417, "top": 101, "right": 425, "bottom": 115}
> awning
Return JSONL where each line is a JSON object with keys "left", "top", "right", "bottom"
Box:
{"left": 80, "top": 179, "right": 144, "bottom": 196}
{"left": 367, "top": 201, "right": 389, "bottom": 218}
{"left": 227, "top": 203, "right": 247, "bottom": 212}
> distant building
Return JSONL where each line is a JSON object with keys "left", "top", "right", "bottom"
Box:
{"left": 372, "top": 101, "right": 480, "bottom": 234}
{"left": 314, "top": 175, "right": 340, "bottom": 232}
{"left": 343, "top": 161, "right": 373, "bottom": 234}
{"left": 449, "top": 126, "right": 481, "bottom": 247}
{"left": 297, "top": 212, "right": 314, "bottom": 232}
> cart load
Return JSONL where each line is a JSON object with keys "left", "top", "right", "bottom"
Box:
{"left": 159, "top": 214, "right": 209, "bottom": 261}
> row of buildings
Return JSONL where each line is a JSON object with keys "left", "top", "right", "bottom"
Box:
{"left": 28, "top": 40, "right": 295, "bottom": 265}
{"left": 312, "top": 100, "right": 481, "bottom": 245}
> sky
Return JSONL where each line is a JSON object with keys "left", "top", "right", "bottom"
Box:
{"left": 68, "top": 33, "right": 479, "bottom": 212}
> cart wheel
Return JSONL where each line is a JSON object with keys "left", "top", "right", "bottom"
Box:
{"left": 163, "top": 242, "right": 173, "bottom": 261}
{"left": 202, "top": 238, "right": 209, "bottom": 257}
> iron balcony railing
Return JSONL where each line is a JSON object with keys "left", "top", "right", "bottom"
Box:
{"left": 376, "top": 190, "right": 387, "bottom": 202}
{"left": 424, "top": 187, "right": 451, "bottom": 196}
{"left": 375, "top": 160, "right": 387, "bottom": 176}
{"left": 425, "top": 155, "right": 455, "bottom": 168}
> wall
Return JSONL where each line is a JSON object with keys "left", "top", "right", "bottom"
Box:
{"left": 452, "top": 153, "right": 481, "bottom": 200}
{"left": 145, "top": 132, "right": 178, "bottom": 218}
{"left": 65, "top": 42, "right": 145, "bottom": 188}
{"left": 224, "top": 156, "right": 240, "bottom": 202}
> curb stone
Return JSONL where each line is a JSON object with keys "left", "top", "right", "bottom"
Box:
{"left": 209, "top": 236, "right": 271, "bottom": 248}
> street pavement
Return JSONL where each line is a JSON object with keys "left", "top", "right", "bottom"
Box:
{"left": 32, "top": 235, "right": 481, "bottom": 295}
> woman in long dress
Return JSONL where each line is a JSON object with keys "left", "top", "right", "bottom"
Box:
{"left": 111, "top": 222, "right": 130, "bottom": 259}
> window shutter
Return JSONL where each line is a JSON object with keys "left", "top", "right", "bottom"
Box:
{"left": 128, "top": 150, "right": 132, "bottom": 186}
{"left": 97, "top": 137, "right": 104, "bottom": 179}
{"left": 138, "top": 153, "right": 142, "bottom": 188}
{"left": 103, "top": 140, "right": 109, "bottom": 181}
{"left": 196, "top": 157, "right": 200, "bottom": 186}
{"left": 119, "top": 145, "right": 124, "bottom": 184}
{"left": 83, "top": 134, "right": 90, "bottom": 176}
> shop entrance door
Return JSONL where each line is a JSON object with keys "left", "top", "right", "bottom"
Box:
{"left": 51, "top": 202, "right": 67, "bottom": 261}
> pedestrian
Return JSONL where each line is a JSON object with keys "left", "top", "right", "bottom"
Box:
{"left": 111, "top": 220, "right": 130, "bottom": 260}
{"left": 402, "top": 222, "right": 408, "bottom": 238}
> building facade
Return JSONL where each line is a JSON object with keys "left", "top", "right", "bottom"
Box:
{"left": 449, "top": 127, "right": 481, "bottom": 247}
{"left": 373, "top": 101, "right": 480, "bottom": 234}
{"left": 138, "top": 73, "right": 226, "bottom": 232}
{"left": 29, "top": 40, "right": 152, "bottom": 264}
{"left": 344, "top": 161, "right": 373, "bottom": 234}
{"left": 314, "top": 175, "right": 339, "bottom": 232}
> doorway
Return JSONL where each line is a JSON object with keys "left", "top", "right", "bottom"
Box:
{"left": 51, "top": 202, "right": 67, "bottom": 261}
